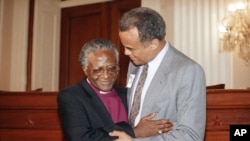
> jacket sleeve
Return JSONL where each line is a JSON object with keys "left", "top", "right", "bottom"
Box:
{"left": 114, "top": 121, "right": 135, "bottom": 137}
{"left": 113, "top": 87, "right": 135, "bottom": 138}
{"left": 57, "top": 90, "right": 115, "bottom": 141}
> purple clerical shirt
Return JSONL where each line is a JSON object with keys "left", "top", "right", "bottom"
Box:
{"left": 89, "top": 83, "right": 128, "bottom": 123}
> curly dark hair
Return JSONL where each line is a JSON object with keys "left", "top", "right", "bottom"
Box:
{"left": 119, "top": 7, "right": 166, "bottom": 44}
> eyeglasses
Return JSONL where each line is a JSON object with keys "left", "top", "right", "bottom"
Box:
{"left": 91, "top": 65, "right": 119, "bottom": 76}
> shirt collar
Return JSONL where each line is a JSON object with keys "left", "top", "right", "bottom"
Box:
{"left": 147, "top": 41, "right": 169, "bottom": 70}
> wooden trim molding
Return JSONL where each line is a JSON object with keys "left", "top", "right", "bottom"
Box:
{"left": 26, "top": 0, "right": 34, "bottom": 91}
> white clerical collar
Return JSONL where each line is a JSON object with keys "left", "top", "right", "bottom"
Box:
{"left": 99, "top": 91, "right": 111, "bottom": 94}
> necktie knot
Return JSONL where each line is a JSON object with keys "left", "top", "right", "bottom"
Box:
{"left": 143, "top": 64, "right": 148, "bottom": 73}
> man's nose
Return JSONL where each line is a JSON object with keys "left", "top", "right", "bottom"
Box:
{"left": 100, "top": 69, "right": 109, "bottom": 78}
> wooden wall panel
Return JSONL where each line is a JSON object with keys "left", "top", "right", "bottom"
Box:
{"left": 59, "top": 0, "right": 141, "bottom": 90}
{"left": 204, "top": 89, "right": 250, "bottom": 141}
{"left": 0, "top": 91, "right": 66, "bottom": 141}
{"left": 60, "top": 3, "right": 110, "bottom": 90}
{"left": 1, "top": 89, "right": 250, "bottom": 141}
{"left": 110, "top": 1, "right": 141, "bottom": 87}
{"left": 0, "top": 130, "right": 65, "bottom": 141}
{"left": 0, "top": 110, "right": 60, "bottom": 129}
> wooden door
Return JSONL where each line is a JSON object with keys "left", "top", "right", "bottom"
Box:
{"left": 59, "top": 0, "right": 140, "bottom": 90}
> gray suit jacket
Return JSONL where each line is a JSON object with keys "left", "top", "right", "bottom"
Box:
{"left": 127, "top": 44, "right": 206, "bottom": 141}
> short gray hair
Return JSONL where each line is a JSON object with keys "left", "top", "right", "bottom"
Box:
{"left": 79, "top": 38, "right": 119, "bottom": 67}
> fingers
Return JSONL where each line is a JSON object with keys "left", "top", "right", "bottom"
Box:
{"left": 109, "top": 131, "right": 116, "bottom": 136}
{"left": 149, "top": 119, "right": 170, "bottom": 126}
{"left": 109, "top": 131, "right": 133, "bottom": 141}
{"left": 159, "top": 125, "right": 172, "bottom": 133}
{"left": 142, "top": 112, "right": 156, "bottom": 120}
{"left": 158, "top": 129, "right": 163, "bottom": 134}
{"left": 135, "top": 116, "right": 173, "bottom": 137}
{"left": 148, "top": 119, "right": 172, "bottom": 134}
{"left": 109, "top": 130, "right": 122, "bottom": 137}
{"left": 157, "top": 119, "right": 173, "bottom": 133}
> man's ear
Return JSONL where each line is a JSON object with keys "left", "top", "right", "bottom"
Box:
{"left": 82, "top": 67, "right": 87, "bottom": 75}
{"left": 150, "top": 39, "right": 159, "bottom": 50}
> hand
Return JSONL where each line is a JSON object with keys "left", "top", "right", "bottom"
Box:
{"left": 109, "top": 130, "right": 133, "bottom": 141}
{"left": 133, "top": 113, "right": 173, "bottom": 137}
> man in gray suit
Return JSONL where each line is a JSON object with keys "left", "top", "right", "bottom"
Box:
{"left": 109, "top": 7, "right": 206, "bottom": 141}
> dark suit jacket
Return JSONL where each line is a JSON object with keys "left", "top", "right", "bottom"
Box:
{"left": 57, "top": 78, "right": 135, "bottom": 141}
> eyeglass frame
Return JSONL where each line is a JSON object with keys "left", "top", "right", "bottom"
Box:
{"left": 90, "top": 65, "right": 119, "bottom": 76}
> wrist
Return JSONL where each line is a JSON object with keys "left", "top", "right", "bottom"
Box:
{"left": 133, "top": 127, "right": 138, "bottom": 137}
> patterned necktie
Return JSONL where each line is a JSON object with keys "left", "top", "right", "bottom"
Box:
{"left": 129, "top": 64, "right": 148, "bottom": 126}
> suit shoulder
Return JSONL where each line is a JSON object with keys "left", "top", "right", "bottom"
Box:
{"left": 58, "top": 83, "right": 84, "bottom": 97}
{"left": 171, "top": 48, "right": 203, "bottom": 70}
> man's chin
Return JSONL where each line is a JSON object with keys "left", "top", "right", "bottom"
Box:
{"left": 131, "top": 61, "right": 143, "bottom": 66}
{"left": 99, "top": 86, "right": 113, "bottom": 92}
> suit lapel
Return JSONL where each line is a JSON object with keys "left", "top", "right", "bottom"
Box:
{"left": 126, "top": 63, "right": 140, "bottom": 114}
{"left": 80, "top": 80, "right": 113, "bottom": 124}
{"left": 141, "top": 45, "right": 176, "bottom": 114}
